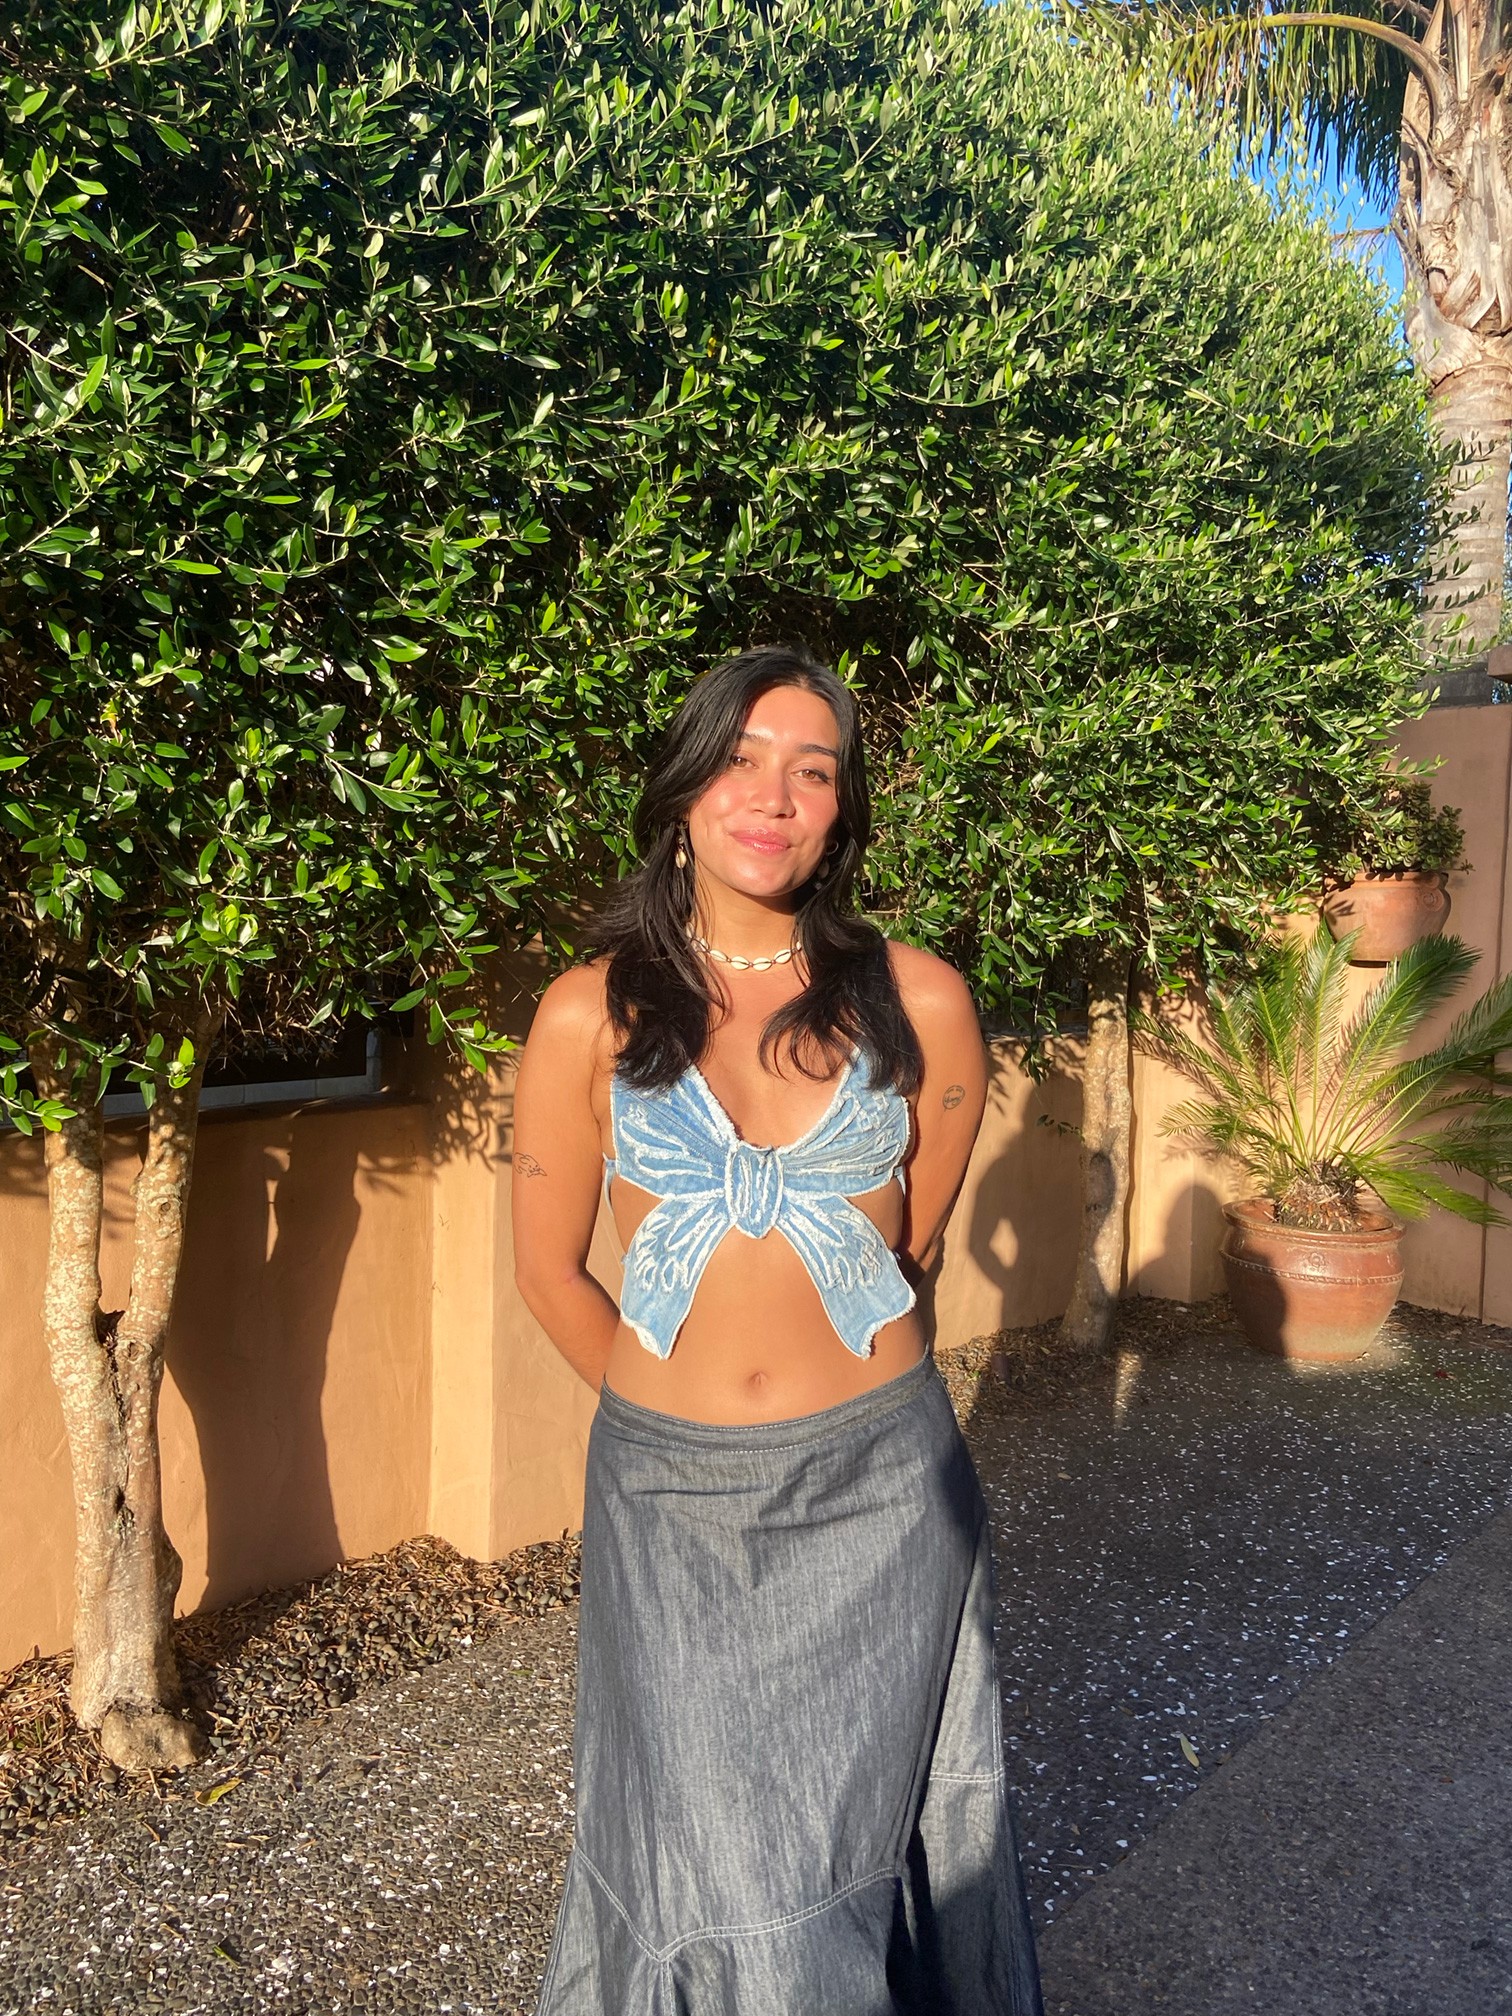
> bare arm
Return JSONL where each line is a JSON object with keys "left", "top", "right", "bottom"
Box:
{"left": 511, "top": 967, "right": 621, "bottom": 1390}
{"left": 892, "top": 945, "right": 990, "bottom": 1275}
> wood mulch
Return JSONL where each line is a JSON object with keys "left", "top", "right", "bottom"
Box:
{"left": 0, "top": 1531, "right": 579, "bottom": 1852}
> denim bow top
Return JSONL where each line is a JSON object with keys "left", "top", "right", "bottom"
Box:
{"left": 606, "top": 1052, "right": 916, "bottom": 1360}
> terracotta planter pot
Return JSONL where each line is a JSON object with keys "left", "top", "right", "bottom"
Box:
{"left": 1221, "top": 1199, "right": 1404, "bottom": 1363}
{"left": 1320, "top": 871, "right": 1451, "bottom": 963}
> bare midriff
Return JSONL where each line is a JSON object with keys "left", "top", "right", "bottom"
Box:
{"left": 599, "top": 1166, "right": 925, "bottom": 1424}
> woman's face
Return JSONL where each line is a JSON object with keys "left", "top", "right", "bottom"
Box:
{"left": 685, "top": 684, "right": 842, "bottom": 905}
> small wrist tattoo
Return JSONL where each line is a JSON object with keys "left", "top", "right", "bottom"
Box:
{"left": 517, "top": 1152, "right": 548, "bottom": 1179}
{"left": 942, "top": 1084, "right": 966, "bottom": 1111}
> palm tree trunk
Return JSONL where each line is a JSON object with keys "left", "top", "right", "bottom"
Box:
{"left": 1058, "top": 950, "right": 1134, "bottom": 1359}
{"left": 1397, "top": 3, "right": 1512, "bottom": 659}
{"left": 1420, "top": 354, "right": 1512, "bottom": 657}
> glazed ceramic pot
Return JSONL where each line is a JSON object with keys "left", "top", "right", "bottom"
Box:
{"left": 1221, "top": 1199, "right": 1404, "bottom": 1363}
{"left": 1320, "top": 871, "right": 1450, "bottom": 964}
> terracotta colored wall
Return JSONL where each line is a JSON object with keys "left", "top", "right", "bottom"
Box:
{"left": 7, "top": 701, "right": 1510, "bottom": 1669}
{"left": 1, "top": 1100, "right": 435, "bottom": 1670}
{"left": 2, "top": 1026, "right": 1095, "bottom": 1667}
{"left": 422, "top": 955, "right": 602, "bottom": 1568}
{"left": 0, "top": 1131, "right": 74, "bottom": 1666}
{"left": 1395, "top": 704, "right": 1512, "bottom": 1320}
{"left": 932, "top": 1037, "right": 1084, "bottom": 1341}
{"left": 156, "top": 1101, "right": 435, "bottom": 1616}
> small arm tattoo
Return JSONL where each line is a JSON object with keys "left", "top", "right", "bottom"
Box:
{"left": 942, "top": 1083, "right": 966, "bottom": 1111}
{"left": 516, "top": 1152, "right": 548, "bottom": 1178}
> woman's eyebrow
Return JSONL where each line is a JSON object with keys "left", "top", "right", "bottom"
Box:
{"left": 738, "top": 728, "right": 840, "bottom": 759}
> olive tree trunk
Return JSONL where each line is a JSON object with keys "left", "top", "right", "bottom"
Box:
{"left": 29, "top": 1016, "right": 217, "bottom": 1774}
{"left": 1058, "top": 952, "right": 1134, "bottom": 1359}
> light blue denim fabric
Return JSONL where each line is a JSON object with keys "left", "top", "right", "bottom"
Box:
{"left": 535, "top": 1357, "right": 1044, "bottom": 2016}
{"left": 607, "top": 1052, "right": 916, "bottom": 1360}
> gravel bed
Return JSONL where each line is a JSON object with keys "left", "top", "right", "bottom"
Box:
{"left": 0, "top": 1608, "right": 577, "bottom": 2015}
{"left": 965, "top": 1300, "right": 1512, "bottom": 1930}
{"left": 2, "top": 1297, "right": 1510, "bottom": 2012}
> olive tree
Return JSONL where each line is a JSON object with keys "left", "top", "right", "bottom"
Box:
{"left": 2, "top": 0, "right": 1436, "bottom": 1766}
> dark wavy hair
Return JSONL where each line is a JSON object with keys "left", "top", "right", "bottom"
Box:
{"left": 596, "top": 645, "right": 923, "bottom": 1095}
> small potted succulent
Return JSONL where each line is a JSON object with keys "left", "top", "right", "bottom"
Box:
{"left": 1320, "top": 780, "right": 1467, "bottom": 963}
{"left": 1140, "top": 930, "right": 1512, "bottom": 1361}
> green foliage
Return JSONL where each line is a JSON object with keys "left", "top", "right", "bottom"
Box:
{"left": 1331, "top": 779, "right": 1469, "bottom": 883}
{"left": 1142, "top": 930, "right": 1512, "bottom": 1228}
{"left": 0, "top": 1034, "right": 71, "bottom": 1132}
{"left": 0, "top": 0, "right": 1437, "bottom": 1088}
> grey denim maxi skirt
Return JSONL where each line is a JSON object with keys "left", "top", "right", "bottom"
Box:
{"left": 534, "top": 1354, "right": 1043, "bottom": 2016}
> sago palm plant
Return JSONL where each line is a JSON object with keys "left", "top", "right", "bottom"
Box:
{"left": 1143, "top": 930, "right": 1512, "bottom": 1231}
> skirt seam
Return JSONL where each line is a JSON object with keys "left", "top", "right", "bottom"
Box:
{"left": 599, "top": 1422, "right": 922, "bottom": 1460}
{"left": 572, "top": 1845, "right": 662, "bottom": 1964}
{"left": 575, "top": 1844, "right": 902, "bottom": 1965}
{"left": 654, "top": 1865, "right": 900, "bottom": 1961}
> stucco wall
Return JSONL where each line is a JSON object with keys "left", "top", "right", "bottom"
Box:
{"left": 5, "top": 701, "right": 1508, "bottom": 1668}
{"left": 1395, "top": 703, "right": 1512, "bottom": 1320}
{"left": 0, "top": 1100, "right": 435, "bottom": 1670}
{"left": 1, "top": 1030, "right": 1096, "bottom": 1667}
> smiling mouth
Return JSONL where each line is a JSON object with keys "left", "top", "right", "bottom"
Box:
{"left": 732, "top": 830, "right": 790, "bottom": 855}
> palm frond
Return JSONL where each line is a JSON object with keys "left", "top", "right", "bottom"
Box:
{"left": 1329, "top": 956, "right": 1512, "bottom": 1150}
{"left": 1134, "top": 1007, "right": 1252, "bottom": 1109}
{"left": 1359, "top": 1156, "right": 1507, "bottom": 1226}
{"left": 1405, "top": 966, "right": 1512, "bottom": 1078}
{"left": 1296, "top": 928, "right": 1354, "bottom": 1137}
{"left": 1246, "top": 945, "right": 1314, "bottom": 1157}
{"left": 1380, "top": 1084, "right": 1512, "bottom": 1130}
{"left": 1160, "top": 1093, "right": 1243, "bottom": 1145}
{"left": 1072, "top": 0, "right": 1417, "bottom": 204}
{"left": 1405, "top": 1110, "right": 1512, "bottom": 1186}
{"left": 1140, "top": 993, "right": 1283, "bottom": 1148}
{"left": 1320, "top": 934, "right": 1480, "bottom": 1128}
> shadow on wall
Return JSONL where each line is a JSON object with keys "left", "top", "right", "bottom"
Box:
{"left": 172, "top": 1099, "right": 436, "bottom": 1613}
{"left": 944, "top": 1043, "right": 1087, "bottom": 1341}
{"left": 955, "top": 1178, "right": 1237, "bottom": 1463}
{"left": 169, "top": 1115, "right": 347, "bottom": 1609}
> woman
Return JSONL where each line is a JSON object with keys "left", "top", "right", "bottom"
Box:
{"left": 513, "top": 645, "right": 1042, "bottom": 2015}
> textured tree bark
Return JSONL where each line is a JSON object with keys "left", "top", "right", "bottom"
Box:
{"left": 1058, "top": 952, "right": 1133, "bottom": 1360}
{"left": 1417, "top": 354, "right": 1512, "bottom": 654}
{"left": 1397, "top": 0, "right": 1512, "bottom": 656}
{"left": 29, "top": 1016, "right": 216, "bottom": 1773}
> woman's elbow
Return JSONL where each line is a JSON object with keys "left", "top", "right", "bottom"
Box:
{"left": 513, "top": 1250, "right": 579, "bottom": 1314}
{"left": 512, "top": 1247, "right": 552, "bottom": 1310}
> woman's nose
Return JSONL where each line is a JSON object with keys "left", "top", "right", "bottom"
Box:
{"left": 749, "top": 766, "right": 794, "bottom": 814}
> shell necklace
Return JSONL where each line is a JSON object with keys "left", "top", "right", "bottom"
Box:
{"left": 688, "top": 927, "right": 798, "bottom": 974}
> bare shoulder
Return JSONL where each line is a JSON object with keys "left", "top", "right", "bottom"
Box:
{"left": 525, "top": 960, "right": 614, "bottom": 1067}
{"left": 884, "top": 939, "right": 980, "bottom": 1040}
